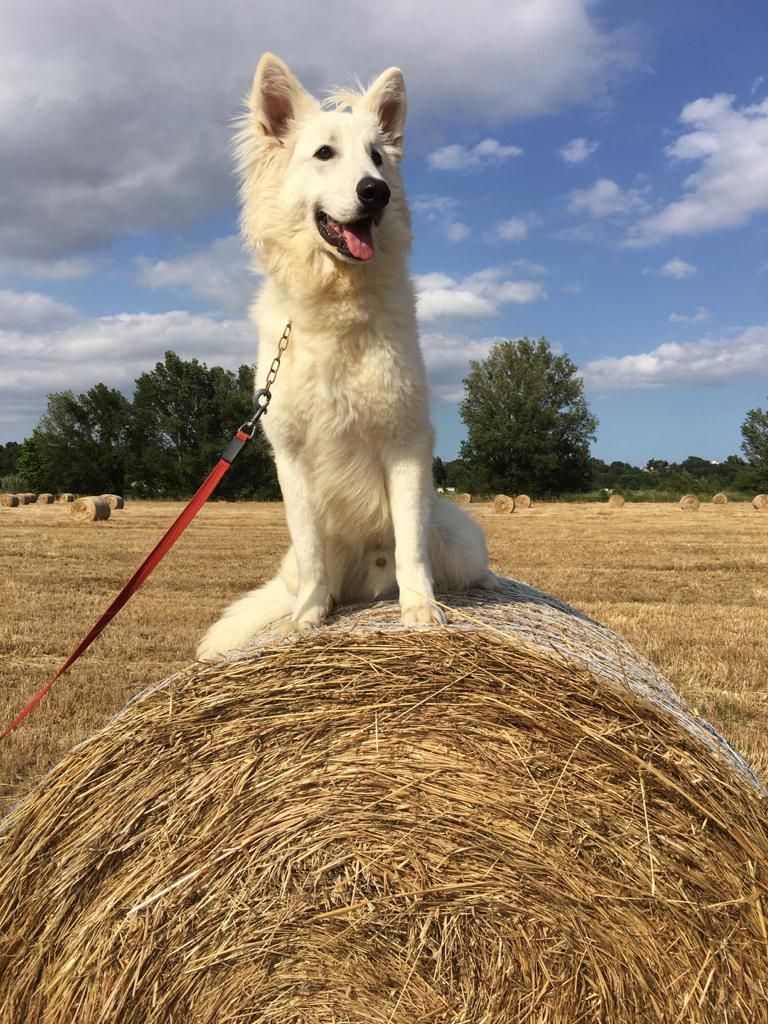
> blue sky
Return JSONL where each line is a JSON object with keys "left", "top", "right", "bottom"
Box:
{"left": 1, "top": 0, "right": 766, "bottom": 465}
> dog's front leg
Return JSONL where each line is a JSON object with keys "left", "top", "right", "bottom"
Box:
{"left": 276, "top": 455, "right": 332, "bottom": 630}
{"left": 385, "top": 441, "right": 446, "bottom": 626}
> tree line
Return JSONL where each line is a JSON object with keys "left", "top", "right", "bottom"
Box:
{"left": 2, "top": 339, "right": 767, "bottom": 500}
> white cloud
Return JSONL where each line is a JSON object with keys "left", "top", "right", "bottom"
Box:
{"left": 668, "top": 307, "right": 710, "bottom": 324}
{"left": 412, "top": 196, "right": 470, "bottom": 243}
{"left": 559, "top": 137, "right": 600, "bottom": 163}
{"left": 0, "top": 290, "right": 82, "bottom": 330}
{"left": 428, "top": 138, "right": 523, "bottom": 171}
{"left": 0, "top": 0, "right": 641, "bottom": 263}
{"left": 581, "top": 324, "right": 768, "bottom": 390}
{"left": 421, "top": 332, "right": 506, "bottom": 401}
{"left": 0, "top": 255, "right": 93, "bottom": 282}
{"left": 568, "top": 178, "right": 648, "bottom": 218}
{"left": 414, "top": 265, "right": 546, "bottom": 322}
{"left": 0, "top": 300, "right": 256, "bottom": 439}
{"left": 561, "top": 282, "right": 583, "bottom": 294}
{"left": 659, "top": 258, "right": 697, "bottom": 279}
{"left": 137, "top": 235, "right": 257, "bottom": 316}
{"left": 626, "top": 94, "right": 768, "bottom": 246}
{"left": 491, "top": 216, "right": 530, "bottom": 241}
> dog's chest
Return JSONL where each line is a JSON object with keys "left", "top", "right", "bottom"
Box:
{"left": 270, "top": 330, "right": 425, "bottom": 451}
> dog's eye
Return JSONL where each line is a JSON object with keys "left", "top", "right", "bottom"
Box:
{"left": 371, "top": 149, "right": 383, "bottom": 167}
{"left": 314, "top": 145, "right": 335, "bottom": 161}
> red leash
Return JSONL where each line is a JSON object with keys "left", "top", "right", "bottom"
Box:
{"left": 2, "top": 387, "right": 277, "bottom": 741}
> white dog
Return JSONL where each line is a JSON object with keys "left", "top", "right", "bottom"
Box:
{"left": 197, "top": 54, "right": 497, "bottom": 659}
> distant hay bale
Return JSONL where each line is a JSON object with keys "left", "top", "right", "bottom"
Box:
{"left": 456, "top": 492, "right": 472, "bottom": 505}
{"left": 100, "top": 493, "right": 125, "bottom": 509}
{"left": 712, "top": 492, "right": 728, "bottom": 505}
{"left": 0, "top": 494, "right": 19, "bottom": 507}
{"left": 493, "top": 493, "right": 514, "bottom": 514}
{"left": 753, "top": 494, "right": 768, "bottom": 511}
{"left": 515, "top": 493, "right": 532, "bottom": 508}
{"left": 2, "top": 581, "right": 766, "bottom": 1024}
{"left": 70, "top": 496, "right": 111, "bottom": 522}
{"left": 18, "top": 492, "right": 36, "bottom": 505}
{"left": 57, "top": 492, "right": 75, "bottom": 503}
{"left": 607, "top": 494, "right": 625, "bottom": 509}
{"left": 679, "top": 493, "right": 700, "bottom": 511}
{"left": 36, "top": 493, "right": 54, "bottom": 504}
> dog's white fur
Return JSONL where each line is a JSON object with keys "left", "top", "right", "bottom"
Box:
{"left": 197, "top": 54, "right": 496, "bottom": 659}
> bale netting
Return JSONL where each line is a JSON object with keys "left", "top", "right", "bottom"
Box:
{"left": 57, "top": 492, "right": 75, "bottom": 503}
{"left": 493, "top": 493, "right": 514, "bottom": 514}
{"left": 0, "top": 494, "right": 19, "bottom": 507}
{"left": 607, "top": 494, "right": 625, "bottom": 509}
{"left": 515, "top": 493, "right": 532, "bottom": 508}
{"left": 100, "top": 492, "right": 125, "bottom": 509}
{"left": 712, "top": 492, "right": 728, "bottom": 505}
{"left": 36, "top": 492, "right": 54, "bottom": 504}
{"left": 70, "top": 496, "right": 111, "bottom": 522}
{"left": 754, "top": 494, "right": 768, "bottom": 511}
{"left": 2, "top": 582, "right": 767, "bottom": 1023}
{"left": 456, "top": 492, "right": 472, "bottom": 505}
{"left": 679, "top": 493, "right": 700, "bottom": 511}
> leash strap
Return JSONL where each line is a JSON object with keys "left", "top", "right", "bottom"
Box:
{"left": 2, "top": 318, "right": 292, "bottom": 742}
{"left": 1, "top": 429, "right": 252, "bottom": 742}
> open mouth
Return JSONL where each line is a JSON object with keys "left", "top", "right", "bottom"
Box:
{"left": 315, "top": 211, "right": 377, "bottom": 262}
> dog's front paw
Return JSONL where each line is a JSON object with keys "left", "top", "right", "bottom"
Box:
{"left": 289, "top": 584, "right": 333, "bottom": 632}
{"left": 400, "top": 601, "right": 447, "bottom": 626}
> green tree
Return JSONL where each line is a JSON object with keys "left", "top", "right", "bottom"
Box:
{"left": 741, "top": 402, "right": 768, "bottom": 490}
{"left": 127, "top": 353, "right": 279, "bottom": 499}
{"left": 459, "top": 337, "right": 598, "bottom": 496}
{"left": 17, "top": 385, "right": 131, "bottom": 493}
{"left": 432, "top": 456, "right": 448, "bottom": 488}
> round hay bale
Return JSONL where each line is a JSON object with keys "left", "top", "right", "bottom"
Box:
{"left": 70, "top": 496, "right": 111, "bottom": 522}
{"left": 456, "top": 492, "right": 472, "bottom": 505}
{"left": 36, "top": 492, "right": 54, "bottom": 505}
{"left": 0, "top": 493, "right": 19, "bottom": 507}
{"left": 493, "top": 493, "right": 514, "bottom": 514}
{"left": 515, "top": 493, "right": 532, "bottom": 509}
{"left": 57, "top": 492, "right": 75, "bottom": 503}
{"left": 712, "top": 492, "right": 728, "bottom": 505}
{"left": 1, "top": 582, "right": 766, "bottom": 1024}
{"left": 100, "top": 493, "right": 125, "bottom": 509}
{"left": 753, "top": 494, "right": 768, "bottom": 511}
{"left": 679, "top": 493, "right": 700, "bottom": 511}
{"left": 18, "top": 492, "right": 36, "bottom": 505}
{"left": 607, "top": 493, "right": 625, "bottom": 509}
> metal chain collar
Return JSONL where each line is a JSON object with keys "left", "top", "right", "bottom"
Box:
{"left": 240, "top": 320, "right": 292, "bottom": 436}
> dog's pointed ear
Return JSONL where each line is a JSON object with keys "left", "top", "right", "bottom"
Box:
{"left": 250, "top": 53, "right": 310, "bottom": 142}
{"left": 363, "top": 68, "right": 407, "bottom": 160}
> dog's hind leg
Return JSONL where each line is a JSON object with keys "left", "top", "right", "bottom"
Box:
{"left": 196, "top": 576, "right": 294, "bottom": 660}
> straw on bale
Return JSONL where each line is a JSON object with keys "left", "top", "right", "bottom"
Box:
{"left": 515, "top": 493, "right": 532, "bottom": 508}
{"left": 493, "top": 493, "right": 514, "bottom": 514}
{"left": 57, "top": 492, "right": 75, "bottom": 503}
{"left": 70, "top": 496, "right": 111, "bottom": 522}
{"left": 712, "top": 492, "right": 728, "bottom": 505}
{"left": 0, "top": 494, "right": 19, "bottom": 507}
{"left": 36, "top": 492, "right": 54, "bottom": 504}
{"left": 679, "top": 493, "right": 700, "bottom": 511}
{"left": 607, "top": 494, "right": 625, "bottom": 509}
{"left": 1, "top": 580, "right": 766, "bottom": 1024}
{"left": 754, "top": 494, "right": 768, "bottom": 511}
{"left": 456, "top": 492, "right": 472, "bottom": 505}
{"left": 100, "top": 493, "right": 125, "bottom": 509}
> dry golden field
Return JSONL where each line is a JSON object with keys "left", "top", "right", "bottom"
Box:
{"left": 1, "top": 498, "right": 767, "bottom": 816}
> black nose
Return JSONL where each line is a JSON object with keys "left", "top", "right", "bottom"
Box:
{"left": 356, "top": 176, "right": 391, "bottom": 212}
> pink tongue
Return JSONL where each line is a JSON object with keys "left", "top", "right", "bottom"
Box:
{"left": 342, "top": 221, "right": 374, "bottom": 261}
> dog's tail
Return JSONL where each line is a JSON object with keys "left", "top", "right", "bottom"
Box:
{"left": 196, "top": 577, "right": 293, "bottom": 660}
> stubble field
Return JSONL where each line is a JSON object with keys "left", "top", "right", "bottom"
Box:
{"left": 1, "top": 498, "right": 766, "bottom": 816}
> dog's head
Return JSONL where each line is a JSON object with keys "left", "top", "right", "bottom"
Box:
{"left": 236, "top": 55, "right": 411, "bottom": 279}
